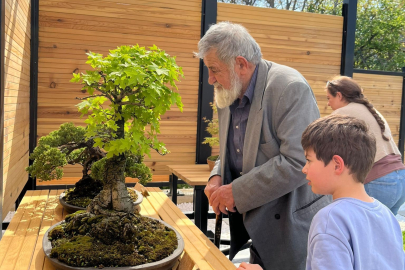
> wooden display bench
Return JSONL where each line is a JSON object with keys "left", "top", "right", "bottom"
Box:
{"left": 0, "top": 187, "right": 235, "bottom": 270}
{"left": 166, "top": 164, "right": 212, "bottom": 234}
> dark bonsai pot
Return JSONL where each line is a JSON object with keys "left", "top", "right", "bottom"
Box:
{"left": 43, "top": 219, "right": 184, "bottom": 270}
{"left": 60, "top": 189, "right": 143, "bottom": 214}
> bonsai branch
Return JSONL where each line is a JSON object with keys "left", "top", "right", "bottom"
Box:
{"left": 150, "top": 145, "right": 168, "bottom": 156}
{"left": 119, "top": 101, "right": 155, "bottom": 109}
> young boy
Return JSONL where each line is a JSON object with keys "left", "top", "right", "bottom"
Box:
{"left": 237, "top": 115, "right": 405, "bottom": 270}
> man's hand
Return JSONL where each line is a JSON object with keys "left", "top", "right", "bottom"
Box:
{"left": 204, "top": 175, "right": 222, "bottom": 201}
{"left": 209, "top": 183, "right": 236, "bottom": 215}
{"left": 237, "top": 262, "right": 263, "bottom": 270}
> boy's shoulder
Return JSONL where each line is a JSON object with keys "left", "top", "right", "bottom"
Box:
{"left": 311, "top": 199, "right": 348, "bottom": 228}
{"left": 310, "top": 198, "right": 389, "bottom": 235}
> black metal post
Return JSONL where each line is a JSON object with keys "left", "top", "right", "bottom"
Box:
{"left": 340, "top": 0, "right": 358, "bottom": 77}
{"left": 193, "top": 185, "right": 209, "bottom": 234}
{"left": 398, "top": 67, "right": 405, "bottom": 160}
{"left": 0, "top": 0, "right": 6, "bottom": 230}
{"left": 169, "top": 174, "right": 178, "bottom": 205}
{"left": 196, "top": 0, "right": 217, "bottom": 164}
{"left": 27, "top": 0, "right": 40, "bottom": 191}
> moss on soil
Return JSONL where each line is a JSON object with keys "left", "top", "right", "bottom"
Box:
{"left": 49, "top": 211, "right": 178, "bottom": 267}
{"left": 207, "top": 155, "right": 219, "bottom": 161}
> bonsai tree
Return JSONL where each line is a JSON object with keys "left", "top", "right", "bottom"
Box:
{"left": 26, "top": 122, "right": 151, "bottom": 208}
{"left": 202, "top": 102, "right": 219, "bottom": 161}
{"left": 40, "top": 45, "right": 184, "bottom": 268}
{"left": 26, "top": 122, "right": 105, "bottom": 206}
{"left": 71, "top": 44, "right": 183, "bottom": 214}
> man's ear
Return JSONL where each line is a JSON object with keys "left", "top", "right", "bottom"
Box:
{"left": 332, "top": 155, "right": 345, "bottom": 175}
{"left": 235, "top": 56, "right": 249, "bottom": 74}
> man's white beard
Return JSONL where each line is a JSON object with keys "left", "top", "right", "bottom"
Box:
{"left": 214, "top": 70, "right": 243, "bottom": 109}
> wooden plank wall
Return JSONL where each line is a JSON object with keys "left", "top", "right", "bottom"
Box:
{"left": 4, "top": 0, "right": 31, "bottom": 216}
{"left": 353, "top": 73, "right": 403, "bottom": 145}
{"left": 217, "top": 3, "right": 343, "bottom": 116}
{"left": 37, "top": 0, "right": 201, "bottom": 182}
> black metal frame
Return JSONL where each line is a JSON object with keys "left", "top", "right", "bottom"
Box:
{"left": 398, "top": 67, "right": 405, "bottom": 160}
{"left": 354, "top": 68, "right": 405, "bottom": 77}
{"left": 195, "top": 0, "right": 217, "bottom": 164}
{"left": 27, "top": 0, "right": 39, "bottom": 191}
{"left": 0, "top": 0, "right": 6, "bottom": 231}
{"left": 169, "top": 174, "right": 179, "bottom": 204}
{"left": 340, "top": 0, "right": 358, "bottom": 77}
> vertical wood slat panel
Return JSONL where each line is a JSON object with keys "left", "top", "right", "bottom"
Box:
{"left": 352, "top": 73, "right": 403, "bottom": 145}
{"left": 3, "top": 0, "right": 30, "bottom": 217}
{"left": 37, "top": 0, "right": 202, "bottom": 182}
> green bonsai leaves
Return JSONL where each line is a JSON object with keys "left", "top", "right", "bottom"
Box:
{"left": 27, "top": 45, "right": 183, "bottom": 187}
{"left": 72, "top": 45, "right": 184, "bottom": 159}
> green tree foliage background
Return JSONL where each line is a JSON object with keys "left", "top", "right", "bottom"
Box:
{"left": 219, "top": 0, "right": 405, "bottom": 72}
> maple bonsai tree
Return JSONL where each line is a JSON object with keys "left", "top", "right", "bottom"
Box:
{"left": 32, "top": 45, "right": 184, "bottom": 268}
{"left": 70, "top": 44, "right": 183, "bottom": 214}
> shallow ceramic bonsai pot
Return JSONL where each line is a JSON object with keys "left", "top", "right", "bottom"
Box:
{"left": 59, "top": 188, "right": 143, "bottom": 214}
{"left": 43, "top": 218, "right": 184, "bottom": 270}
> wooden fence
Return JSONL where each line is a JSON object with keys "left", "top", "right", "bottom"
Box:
{"left": 3, "top": 0, "right": 31, "bottom": 217}
{"left": 37, "top": 0, "right": 202, "bottom": 183}
{"left": 353, "top": 73, "right": 404, "bottom": 144}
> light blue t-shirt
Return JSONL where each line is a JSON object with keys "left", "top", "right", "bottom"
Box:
{"left": 306, "top": 198, "right": 405, "bottom": 270}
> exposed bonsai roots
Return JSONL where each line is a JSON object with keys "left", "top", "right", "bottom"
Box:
{"left": 88, "top": 155, "right": 134, "bottom": 215}
{"left": 64, "top": 175, "right": 103, "bottom": 208}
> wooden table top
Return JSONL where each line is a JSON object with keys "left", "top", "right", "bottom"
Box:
{"left": 166, "top": 164, "right": 212, "bottom": 186}
{"left": 0, "top": 187, "right": 235, "bottom": 270}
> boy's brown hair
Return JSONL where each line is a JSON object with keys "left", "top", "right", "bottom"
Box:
{"left": 301, "top": 114, "right": 376, "bottom": 183}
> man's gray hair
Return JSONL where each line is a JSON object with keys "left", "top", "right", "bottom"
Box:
{"left": 196, "top": 21, "right": 262, "bottom": 65}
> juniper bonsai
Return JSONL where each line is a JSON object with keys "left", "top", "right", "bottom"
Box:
{"left": 25, "top": 122, "right": 150, "bottom": 207}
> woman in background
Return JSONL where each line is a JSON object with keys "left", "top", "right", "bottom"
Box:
{"left": 326, "top": 75, "right": 405, "bottom": 215}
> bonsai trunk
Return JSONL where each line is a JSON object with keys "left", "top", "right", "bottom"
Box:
{"left": 87, "top": 155, "right": 134, "bottom": 214}
{"left": 87, "top": 107, "right": 134, "bottom": 214}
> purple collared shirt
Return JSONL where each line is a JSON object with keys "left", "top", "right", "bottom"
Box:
{"left": 227, "top": 66, "right": 258, "bottom": 181}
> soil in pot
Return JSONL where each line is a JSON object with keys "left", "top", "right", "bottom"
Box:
{"left": 48, "top": 211, "right": 179, "bottom": 268}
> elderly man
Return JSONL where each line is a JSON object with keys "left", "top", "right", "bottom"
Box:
{"left": 197, "top": 22, "right": 331, "bottom": 270}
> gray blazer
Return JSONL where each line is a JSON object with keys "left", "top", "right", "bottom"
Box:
{"left": 210, "top": 59, "right": 331, "bottom": 270}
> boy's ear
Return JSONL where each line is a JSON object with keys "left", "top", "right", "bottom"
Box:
{"left": 332, "top": 155, "right": 345, "bottom": 175}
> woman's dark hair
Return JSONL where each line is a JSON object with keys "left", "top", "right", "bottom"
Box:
{"left": 326, "top": 76, "right": 389, "bottom": 141}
